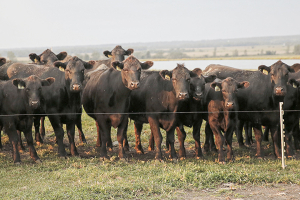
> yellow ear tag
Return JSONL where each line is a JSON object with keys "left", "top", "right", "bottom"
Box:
{"left": 215, "top": 86, "right": 220, "bottom": 92}
{"left": 59, "top": 66, "right": 65, "bottom": 72}
{"left": 116, "top": 66, "right": 122, "bottom": 71}
{"left": 263, "top": 69, "right": 268, "bottom": 75}
{"left": 293, "top": 83, "right": 297, "bottom": 88}
{"left": 108, "top": 55, "right": 112, "bottom": 58}
{"left": 18, "top": 84, "right": 25, "bottom": 89}
{"left": 165, "top": 75, "right": 170, "bottom": 80}
{"left": 34, "top": 58, "right": 38, "bottom": 63}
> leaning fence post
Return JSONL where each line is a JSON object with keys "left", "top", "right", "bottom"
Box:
{"left": 279, "top": 102, "right": 286, "bottom": 169}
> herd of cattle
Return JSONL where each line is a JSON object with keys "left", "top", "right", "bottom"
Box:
{"left": 1, "top": 45, "right": 300, "bottom": 164}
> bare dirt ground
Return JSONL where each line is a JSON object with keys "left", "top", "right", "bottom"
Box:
{"left": 174, "top": 183, "right": 300, "bottom": 200}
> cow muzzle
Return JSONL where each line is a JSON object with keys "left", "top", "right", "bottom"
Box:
{"left": 193, "top": 92, "right": 203, "bottom": 101}
{"left": 129, "top": 81, "right": 140, "bottom": 90}
{"left": 275, "top": 87, "right": 286, "bottom": 96}
{"left": 226, "top": 102, "right": 234, "bottom": 109}
{"left": 72, "top": 84, "right": 81, "bottom": 92}
{"left": 178, "top": 92, "right": 189, "bottom": 100}
{"left": 31, "top": 100, "right": 40, "bottom": 109}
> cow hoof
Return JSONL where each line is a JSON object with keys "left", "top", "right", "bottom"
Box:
{"left": 119, "top": 158, "right": 128, "bottom": 162}
{"left": 107, "top": 147, "right": 113, "bottom": 152}
{"left": 36, "top": 142, "right": 42, "bottom": 146}
{"left": 134, "top": 147, "right": 144, "bottom": 154}
{"left": 35, "top": 159, "right": 42, "bottom": 164}
{"left": 124, "top": 146, "right": 129, "bottom": 152}
{"left": 171, "top": 158, "right": 178, "bottom": 163}
{"left": 219, "top": 161, "right": 226, "bottom": 165}
{"left": 100, "top": 156, "right": 110, "bottom": 161}
{"left": 148, "top": 146, "right": 154, "bottom": 151}
{"left": 180, "top": 157, "right": 186, "bottom": 161}
{"left": 287, "top": 155, "right": 295, "bottom": 159}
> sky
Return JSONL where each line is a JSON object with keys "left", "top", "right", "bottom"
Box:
{"left": 1, "top": 0, "right": 300, "bottom": 49}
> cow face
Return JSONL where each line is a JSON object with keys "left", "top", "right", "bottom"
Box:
{"left": 160, "top": 64, "right": 194, "bottom": 100}
{"left": 112, "top": 55, "right": 153, "bottom": 90}
{"left": 190, "top": 68, "right": 216, "bottom": 101}
{"left": 211, "top": 77, "right": 250, "bottom": 110}
{"left": 103, "top": 45, "right": 134, "bottom": 63}
{"left": 54, "top": 56, "right": 93, "bottom": 92}
{"left": 29, "top": 49, "right": 67, "bottom": 65}
{"left": 0, "top": 57, "right": 6, "bottom": 66}
{"left": 13, "top": 75, "right": 55, "bottom": 110}
{"left": 259, "top": 60, "right": 294, "bottom": 96}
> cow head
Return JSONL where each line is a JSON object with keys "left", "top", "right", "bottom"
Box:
{"left": 259, "top": 60, "right": 294, "bottom": 96}
{"left": 29, "top": 49, "right": 68, "bottom": 65}
{"left": 54, "top": 56, "right": 93, "bottom": 92}
{"left": 103, "top": 45, "right": 134, "bottom": 64}
{"left": 211, "top": 77, "right": 250, "bottom": 110}
{"left": 190, "top": 68, "right": 216, "bottom": 101}
{"left": 160, "top": 64, "right": 195, "bottom": 100}
{"left": 13, "top": 75, "right": 55, "bottom": 110}
{"left": 112, "top": 55, "right": 153, "bottom": 90}
{"left": 0, "top": 57, "right": 6, "bottom": 66}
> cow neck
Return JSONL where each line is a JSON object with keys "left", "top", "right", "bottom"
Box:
{"left": 114, "top": 70, "right": 132, "bottom": 99}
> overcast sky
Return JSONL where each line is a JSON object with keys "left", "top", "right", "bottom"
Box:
{"left": 1, "top": 0, "right": 299, "bottom": 49}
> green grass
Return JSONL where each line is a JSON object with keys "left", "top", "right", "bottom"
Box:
{"left": 0, "top": 111, "right": 300, "bottom": 199}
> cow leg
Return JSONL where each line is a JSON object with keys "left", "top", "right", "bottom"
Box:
{"left": 293, "top": 123, "right": 300, "bottom": 150}
{"left": 17, "top": 130, "right": 25, "bottom": 151}
{"left": 148, "top": 116, "right": 163, "bottom": 160}
{"left": 0, "top": 126, "right": 2, "bottom": 149}
{"left": 34, "top": 117, "right": 43, "bottom": 145}
{"left": 40, "top": 117, "right": 46, "bottom": 140}
{"left": 284, "top": 123, "right": 295, "bottom": 158}
{"left": 96, "top": 121, "right": 101, "bottom": 147}
{"left": 244, "top": 122, "right": 250, "bottom": 145}
{"left": 23, "top": 124, "right": 40, "bottom": 162}
{"left": 166, "top": 127, "right": 177, "bottom": 160}
{"left": 263, "top": 126, "right": 270, "bottom": 142}
{"left": 148, "top": 131, "right": 155, "bottom": 151}
{"left": 123, "top": 122, "right": 129, "bottom": 151}
{"left": 5, "top": 123, "right": 20, "bottom": 163}
{"left": 236, "top": 120, "right": 245, "bottom": 147}
{"left": 176, "top": 125, "right": 186, "bottom": 159}
{"left": 253, "top": 124, "right": 263, "bottom": 158}
{"left": 48, "top": 115, "right": 67, "bottom": 157}
{"left": 66, "top": 122, "right": 79, "bottom": 156}
{"left": 76, "top": 113, "right": 86, "bottom": 144}
{"left": 209, "top": 120, "right": 225, "bottom": 163}
{"left": 270, "top": 125, "right": 282, "bottom": 158}
{"left": 116, "top": 117, "right": 128, "bottom": 159}
{"left": 193, "top": 119, "right": 203, "bottom": 158}
{"left": 204, "top": 122, "right": 211, "bottom": 153}
{"left": 225, "top": 122, "right": 235, "bottom": 162}
{"left": 96, "top": 117, "right": 110, "bottom": 159}
{"left": 134, "top": 122, "right": 144, "bottom": 154}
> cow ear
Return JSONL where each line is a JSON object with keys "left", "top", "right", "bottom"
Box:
{"left": 0, "top": 57, "right": 6, "bottom": 66}
{"left": 104, "top": 50, "right": 112, "bottom": 58}
{"left": 13, "top": 79, "right": 26, "bottom": 89}
{"left": 141, "top": 61, "right": 153, "bottom": 70}
{"left": 112, "top": 61, "right": 124, "bottom": 70}
{"left": 53, "top": 61, "right": 67, "bottom": 70}
{"left": 83, "top": 61, "right": 93, "bottom": 69}
{"left": 29, "top": 53, "right": 40, "bottom": 63}
{"left": 125, "top": 48, "right": 134, "bottom": 55}
{"left": 237, "top": 81, "right": 250, "bottom": 89}
{"left": 210, "top": 82, "right": 222, "bottom": 91}
{"left": 288, "top": 79, "right": 300, "bottom": 88}
{"left": 204, "top": 74, "right": 217, "bottom": 83}
{"left": 258, "top": 65, "right": 270, "bottom": 75}
{"left": 41, "top": 77, "right": 55, "bottom": 86}
{"left": 287, "top": 65, "right": 295, "bottom": 73}
{"left": 159, "top": 70, "right": 172, "bottom": 80}
{"left": 192, "top": 68, "right": 202, "bottom": 77}
{"left": 56, "top": 51, "right": 68, "bottom": 61}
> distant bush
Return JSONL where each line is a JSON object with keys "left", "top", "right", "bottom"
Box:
{"left": 265, "top": 51, "right": 276, "bottom": 55}
{"left": 294, "top": 44, "right": 300, "bottom": 55}
{"left": 167, "top": 51, "right": 189, "bottom": 59}
{"left": 232, "top": 49, "right": 238, "bottom": 56}
{"left": 7, "top": 51, "right": 17, "bottom": 62}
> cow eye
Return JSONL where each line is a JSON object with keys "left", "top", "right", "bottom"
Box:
{"left": 187, "top": 78, "right": 190, "bottom": 82}
{"left": 26, "top": 88, "right": 30, "bottom": 92}
{"left": 81, "top": 69, "right": 84, "bottom": 73}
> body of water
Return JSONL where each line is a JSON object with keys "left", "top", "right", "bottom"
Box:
{"left": 151, "top": 59, "right": 300, "bottom": 70}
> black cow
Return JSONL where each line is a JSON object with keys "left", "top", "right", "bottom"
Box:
{"left": 82, "top": 55, "right": 153, "bottom": 159}
{"left": 29, "top": 49, "right": 68, "bottom": 65}
{"left": 129, "top": 64, "right": 197, "bottom": 160}
{"left": 0, "top": 57, "right": 14, "bottom": 80}
{"left": 205, "top": 78, "right": 250, "bottom": 163}
{"left": 0, "top": 75, "right": 55, "bottom": 163}
{"left": 147, "top": 68, "right": 217, "bottom": 159}
{"left": 7, "top": 56, "right": 93, "bottom": 157}
{"left": 87, "top": 45, "right": 134, "bottom": 71}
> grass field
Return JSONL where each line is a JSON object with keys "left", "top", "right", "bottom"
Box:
{"left": 0, "top": 111, "right": 300, "bottom": 199}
